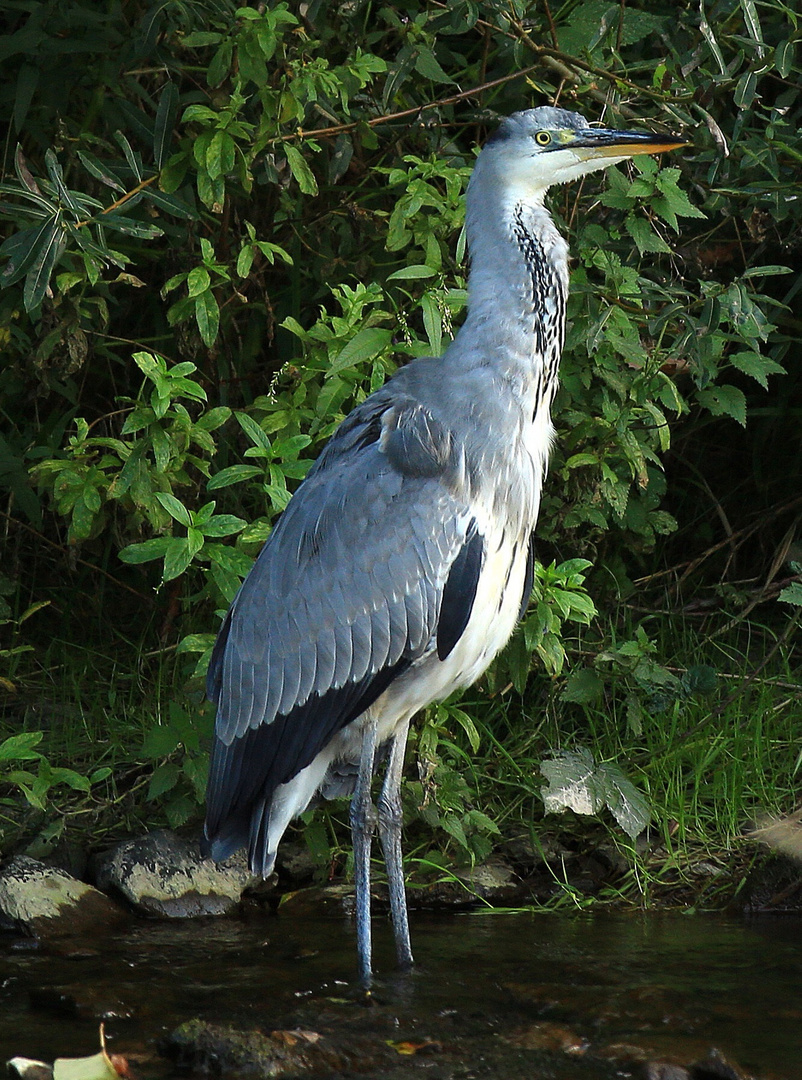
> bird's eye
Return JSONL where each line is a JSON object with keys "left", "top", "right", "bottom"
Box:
{"left": 535, "top": 131, "right": 552, "bottom": 146}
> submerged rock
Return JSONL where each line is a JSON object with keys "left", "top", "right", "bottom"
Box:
{"left": 412, "top": 856, "right": 525, "bottom": 907}
{"left": 0, "top": 856, "right": 127, "bottom": 940}
{"left": 162, "top": 1019, "right": 341, "bottom": 1077}
{"left": 92, "top": 830, "right": 259, "bottom": 917}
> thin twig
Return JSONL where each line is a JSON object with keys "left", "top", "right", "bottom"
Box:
{"left": 708, "top": 610, "right": 801, "bottom": 723}
{"left": 75, "top": 174, "right": 159, "bottom": 228}
{"left": 0, "top": 509, "right": 155, "bottom": 604}
{"left": 633, "top": 495, "right": 802, "bottom": 587}
{"left": 281, "top": 65, "right": 544, "bottom": 143}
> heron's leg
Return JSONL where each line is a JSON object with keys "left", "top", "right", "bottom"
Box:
{"left": 378, "top": 718, "right": 413, "bottom": 969}
{"left": 350, "top": 717, "right": 378, "bottom": 982}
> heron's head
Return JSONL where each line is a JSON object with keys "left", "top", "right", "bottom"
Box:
{"left": 478, "top": 106, "right": 686, "bottom": 200}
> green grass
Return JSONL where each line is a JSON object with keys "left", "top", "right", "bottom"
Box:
{"left": 0, "top": 597, "right": 799, "bottom": 911}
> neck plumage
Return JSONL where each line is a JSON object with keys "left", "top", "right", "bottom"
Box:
{"left": 455, "top": 186, "right": 570, "bottom": 421}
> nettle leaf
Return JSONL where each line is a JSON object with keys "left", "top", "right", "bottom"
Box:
{"left": 541, "top": 748, "right": 605, "bottom": 816}
{"left": 562, "top": 667, "right": 604, "bottom": 705}
{"left": 778, "top": 582, "right": 802, "bottom": 608}
{"left": 625, "top": 214, "right": 671, "bottom": 255}
{"left": 729, "top": 351, "right": 785, "bottom": 389}
{"left": 697, "top": 384, "right": 747, "bottom": 426}
{"left": 540, "top": 748, "right": 650, "bottom": 839}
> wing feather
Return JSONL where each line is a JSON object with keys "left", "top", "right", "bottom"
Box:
{"left": 204, "top": 389, "right": 485, "bottom": 865}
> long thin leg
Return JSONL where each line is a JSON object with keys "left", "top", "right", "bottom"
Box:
{"left": 377, "top": 718, "right": 413, "bottom": 969}
{"left": 350, "top": 718, "right": 378, "bottom": 982}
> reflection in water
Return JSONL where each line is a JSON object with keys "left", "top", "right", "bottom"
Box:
{"left": 1, "top": 910, "right": 800, "bottom": 1078}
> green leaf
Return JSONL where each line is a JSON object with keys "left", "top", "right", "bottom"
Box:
{"left": 147, "top": 761, "right": 179, "bottom": 800}
{"left": 77, "top": 150, "right": 126, "bottom": 193}
{"left": 328, "top": 326, "right": 392, "bottom": 378}
{"left": 421, "top": 292, "right": 442, "bottom": 353}
{"left": 696, "top": 384, "right": 747, "bottom": 426}
{"left": 181, "top": 31, "right": 223, "bottom": 47}
{"left": 162, "top": 536, "right": 194, "bottom": 581}
{"left": 206, "top": 130, "right": 236, "bottom": 180}
{"left": 236, "top": 411, "right": 272, "bottom": 451}
{"left": 562, "top": 668, "right": 604, "bottom": 705}
{"left": 734, "top": 70, "right": 758, "bottom": 110}
{"left": 681, "top": 665, "right": 718, "bottom": 696}
{"left": 540, "top": 749, "right": 650, "bottom": 840}
{"left": 195, "top": 406, "right": 231, "bottom": 431}
{"left": 729, "top": 351, "right": 785, "bottom": 389}
{"left": 0, "top": 731, "right": 43, "bottom": 762}
{"left": 1, "top": 220, "right": 56, "bottom": 288}
{"left": 625, "top": 214, "right": 670, "bottom": 255}
{"left": 414, "top": 46, "right": 454, "bottom": 84}
{"left": 46, "top": 766, "right": 91, "bottom": 792}
{"left": 207, "top": 464, "right": 263, "bottom": 489}
{"left": 284, "top": 144, "right": 318, "bottom": 196}
{"left": 775, "top": 40, "right": 794, "bottom": 79}
{"left": 386, "top": 264, "right": 438, "bottom": 281}
{"left": 205, "top": 543, "right": 255, "bottom": 578}
{"left": 448, "top": 707, "right": 481, "bottom": 753}
{"left": 154, "top": 81, "right": 179, "bottom": 169}
{"left": 195, "top": 289, "right": 220, "bottom": 347}
{"left": 156, "top": 491, "right": 192, "bottom": 526}
{"left": 113, "top": 129, "right": 142, "bottom": 182}
{"left": 187, "top": 266, "right": 211, "bottom": 297}
{"left": 118, "top": 537, "right": 171, "bottom": 564}
{"left": 23, "top": 217, "right": 66, "bottom": 311}
{"left": 778, "top": 582, "right": 802, "bottom": 608}
{"left": 200, "top": 514, "right": 247, "bottom": 537}
{"left": 207, "top": 40, "right": 234, "bottom": 87}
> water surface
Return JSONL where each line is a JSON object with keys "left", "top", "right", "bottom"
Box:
{"left": 1, "top": 908, "right": 799, "bottom": 1078}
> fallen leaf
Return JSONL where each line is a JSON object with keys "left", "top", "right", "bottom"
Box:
{"left": 387, "top": 1040, "right": 441, "bottom": 1056}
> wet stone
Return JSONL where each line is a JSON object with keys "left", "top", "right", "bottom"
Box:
{"left": 0, "top": 856, "right": 128, "bottom": 940}
{"left": 503, "top": 1021, "right": 589, "bottom": 1053}
{"left": 7, "top": 1058, "right": 54, "bottom": 1080}
{"left": 690, "top": 1048, "right": 753, "bottom": 1080}
{"left": 740, "top": 853, "right": 802, "bottom": 913}
{"left": 646, "top": 1065, "right": 691, "bottom": 1080}
{"left": 29, "top": 984, "right": 134, "bottom": 1022}
{"left": 92, "top": 829, "right": 259, "bottom": 917}
{"left": 161, "top": 1019, "right": 344, "bottom": 1077}
{"left": 414, "top": 857, "right": 525, "bottom": 906}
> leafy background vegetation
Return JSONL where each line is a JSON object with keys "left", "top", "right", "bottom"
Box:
{"left": 0, "top": 0, "right": 799, "bottom": 903}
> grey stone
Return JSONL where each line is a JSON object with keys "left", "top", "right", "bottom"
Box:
{"left": 0, "top": 856, "right": 127, "bottom": 939}
{"left": 92, "top": 830, "right": 259, "bottom": 917}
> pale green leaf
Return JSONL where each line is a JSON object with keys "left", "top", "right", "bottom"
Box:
{"left": 284, "top": 144, "right": 318, "bottom": 195}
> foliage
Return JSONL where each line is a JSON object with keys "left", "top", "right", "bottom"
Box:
{"left": 540, "top": 747, "right": 651, "bottom": 840}
{"left": 140, "top": 701, "right": 213, "bottom": 829}
{"left": 0, "top": 730, "right": 110, "bottom": 812}
{"left": 0, "top": 0, "right": 799, "bottom": 871}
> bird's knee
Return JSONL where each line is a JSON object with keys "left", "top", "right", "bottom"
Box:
{"left": 350, "top": 794, "right": 377, "bottom": 838}
{"left": 377, "top": 789, "right": 403, "bottom": 831}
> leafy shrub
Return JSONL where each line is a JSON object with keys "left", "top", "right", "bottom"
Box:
{"left": 0, "top": 1, "right": 798, "bottom": 850}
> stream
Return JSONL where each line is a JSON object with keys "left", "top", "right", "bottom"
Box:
{"left": 2, "top": 907, "right": 800, "bottom": 1078}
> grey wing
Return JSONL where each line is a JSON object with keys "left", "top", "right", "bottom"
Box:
{"left": 203, "top": 391, "right": 483, "bottom": 861}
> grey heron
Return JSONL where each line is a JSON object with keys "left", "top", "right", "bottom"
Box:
{"left": 202, "top": 107, "right": 684, "bottom": 980}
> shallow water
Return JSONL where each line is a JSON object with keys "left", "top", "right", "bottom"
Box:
{"left": 1, "top": 907, "right": 800, "bottom": 1078}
